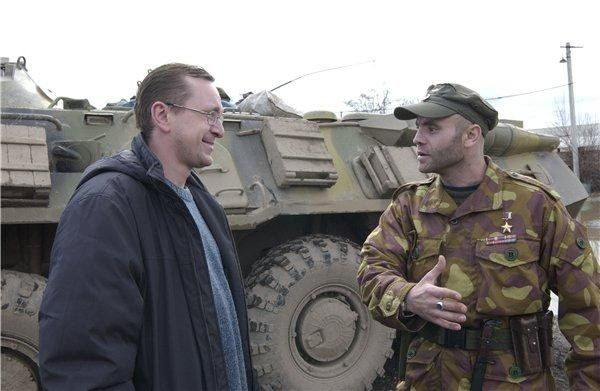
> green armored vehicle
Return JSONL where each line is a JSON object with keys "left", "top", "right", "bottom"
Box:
{"left": 1, "top": 57, "right": 589, "bottom": 390}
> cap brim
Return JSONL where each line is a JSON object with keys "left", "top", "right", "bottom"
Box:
{"left": 394, "top": 101, "right": 456, "bottom": 120}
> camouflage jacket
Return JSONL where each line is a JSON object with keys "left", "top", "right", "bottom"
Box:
{"left": 357, "top": 158, "right": 600, "bottom": 390}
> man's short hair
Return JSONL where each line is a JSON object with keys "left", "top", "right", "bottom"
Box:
{"left": 135, "top": 63, "right": 214, "bottom": 139}
{"left": 454, "top": 115, "right": 473, "bottom": 134}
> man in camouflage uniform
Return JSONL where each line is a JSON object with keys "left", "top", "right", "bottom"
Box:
{"left": 357, "top": 83, "right": 600, "bottom": 390}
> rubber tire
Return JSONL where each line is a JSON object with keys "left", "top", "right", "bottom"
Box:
{"left": 245, "top": 235, "right": 395, "bottom": 391}
{"left": 1, "top": 270, "right": 46, "bottom": 391}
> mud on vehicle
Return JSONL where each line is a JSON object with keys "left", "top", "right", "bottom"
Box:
{"left": 0, "top": 57, "right": 589, "bottom": 390}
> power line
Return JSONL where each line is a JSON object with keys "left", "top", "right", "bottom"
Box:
{"left": 485, "top": 84, "right": 569, "bottom": 100}
{"left": 389, "top": 83, "right": 571, "bottom": 103}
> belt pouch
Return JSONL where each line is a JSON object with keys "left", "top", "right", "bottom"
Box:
{"left": 509, "top": 314, "right": 543, "bottom": 374}
{"left": 470, "top": 319, "right": 499, "bottom": 391}
{"left": 537, "top": 311, "right": 554, "bottom": 368}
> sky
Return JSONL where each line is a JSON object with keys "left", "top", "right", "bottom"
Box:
{"left": 2, "top": 0, "right": 599, "bottom": 130}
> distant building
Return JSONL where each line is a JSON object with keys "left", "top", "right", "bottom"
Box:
{"left": 527, "top": 123, "right": 600, "bottom": 192}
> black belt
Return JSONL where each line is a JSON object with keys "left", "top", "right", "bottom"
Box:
{"left": 420, "top": 322, "right": 512, "bottom": 351}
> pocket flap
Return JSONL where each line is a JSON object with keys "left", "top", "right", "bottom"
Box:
{"left": 475, "top": 238, "right": 539, "bottom": 267}
{"left": 414, "top": 238, "right": 443, "bottom": 260}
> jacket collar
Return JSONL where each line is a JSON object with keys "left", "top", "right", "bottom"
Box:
{"left": 131, "top": 133, "right": 166, "bottom": 182}
{"left": 131, "top": 133, "right": 207, "bottom": 193}
{"left": 419, "top": 156, "right": 504, "bottom": 218}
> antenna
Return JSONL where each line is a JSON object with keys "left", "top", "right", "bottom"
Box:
{"left": 270, "top": 60, "right": 375, "bottom": 92}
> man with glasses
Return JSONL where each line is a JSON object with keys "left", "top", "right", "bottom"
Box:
{"left": 40, "top": 63, "right": 256, "bottom": 390}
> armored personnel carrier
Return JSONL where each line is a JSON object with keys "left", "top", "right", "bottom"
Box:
{"left": 1, "top": 57, "right": 589, "bottom": 390}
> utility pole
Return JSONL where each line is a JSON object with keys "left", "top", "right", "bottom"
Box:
{"left": 560, "top": 42, "right": 583, "bottom": 178}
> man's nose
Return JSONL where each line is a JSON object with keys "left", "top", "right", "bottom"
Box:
{"left": 413, "top": 128, "right": 423, "bottom": 145}
{"left": 212, "top": 122, "right": 225, "bottom": 138}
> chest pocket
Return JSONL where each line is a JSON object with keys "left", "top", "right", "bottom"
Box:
{"left": 474, "top": 238, "right": 545, "bottom": 316}
{"left": 408, "top": 238, "right": 443, "bottom": 282}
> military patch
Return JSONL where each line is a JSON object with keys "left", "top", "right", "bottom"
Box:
{"left": 484, "top": 234, "right": 517, "bottom": 245}
{"left": 501, "top": 211, "right": 513, "bottom": 234}
{"left": 505, "top": 248, "right": 518, "bottom": 261}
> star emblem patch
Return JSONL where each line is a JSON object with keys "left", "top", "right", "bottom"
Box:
{"left": 501, "top": 221, "right": 513, "bottom": 234}
{"left": 501, "top": 211, "right": 513, "bottom": 234}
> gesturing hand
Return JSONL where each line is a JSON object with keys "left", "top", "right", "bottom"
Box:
{"left": 405, "top": 255, "right": 468, "bottom": 330}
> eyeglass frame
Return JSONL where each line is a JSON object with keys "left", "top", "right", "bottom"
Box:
{"left": 164, "top": 102, "right": 224, "bottom": 126}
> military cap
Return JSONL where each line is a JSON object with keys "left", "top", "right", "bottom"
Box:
{"left": 394, "top": 83, "right": 499, "bottom": 134}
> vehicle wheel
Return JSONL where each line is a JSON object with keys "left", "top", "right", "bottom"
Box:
{"left": 1, "top": 270, "right": 45, "bottom": 391}
{"left": 245, "top": 235, "right": 395, "bottom": 391}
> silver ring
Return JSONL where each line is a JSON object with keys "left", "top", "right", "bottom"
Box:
{"left": 436, "top": 300, "right": 444, "bottom": 311}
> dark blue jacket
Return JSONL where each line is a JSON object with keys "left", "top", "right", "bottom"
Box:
{"left": 39, "top": 134, "right": 255, "bottom": 390}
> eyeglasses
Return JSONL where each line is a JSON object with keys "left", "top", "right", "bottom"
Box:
{"left": 164, "top": 102, "right": 224, "bottom": 126}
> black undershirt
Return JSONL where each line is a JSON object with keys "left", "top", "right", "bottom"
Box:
{"left": 443, "top": 183, "right": 480, "bottom": 207}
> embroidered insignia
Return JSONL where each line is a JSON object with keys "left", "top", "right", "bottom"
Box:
{"left": 501, "top": 211, "right": 513, "bottom": 234}
{"left": 501, "top": 221, "right": 513, "bottom": 234}
{"left": 485, "top": 235, "right": 517, "bottom": 245}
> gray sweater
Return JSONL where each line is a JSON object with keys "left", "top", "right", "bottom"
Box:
{"left": 167, "top": 181, "right": 248, "bottom": 391}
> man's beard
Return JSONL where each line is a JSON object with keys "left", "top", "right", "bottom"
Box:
{"left": 173, "top": 134, "right": 211, "bottom": 169}
{"left": 419, "top": 131, "right": 464, "bottom": 174}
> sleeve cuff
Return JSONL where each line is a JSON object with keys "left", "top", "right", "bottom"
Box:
{"left": 377, "top": 281, "right": 426, "bottom": 332}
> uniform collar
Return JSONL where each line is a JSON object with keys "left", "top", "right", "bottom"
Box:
{"left": 419, "top": 156, "right": 504, "bottom": 218}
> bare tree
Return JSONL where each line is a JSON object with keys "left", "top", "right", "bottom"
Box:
{"left": 344, "top": 89, "right": 392, "bottom": 114}
{"left": 549, "top": 101, "right": 600, "bottom": 149}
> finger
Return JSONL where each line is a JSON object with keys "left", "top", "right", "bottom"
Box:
{"left": 437, "top": 299, "right": 468, "bottom": 314}
{"left": 431, "top": 317, "right": 462, "bottom": 331}
{"left": 425, "top": 286, "right": 462, "bottom": 302}
{"left": 434, "top": 308, "right": 467, "bottom": 323}
{"left": 420, "top": 255, "right": 446, "bottom": 284}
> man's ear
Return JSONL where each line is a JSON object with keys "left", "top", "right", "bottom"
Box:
{"left": 464, "top": 124, "right": 483, "bottom": 147}
{"left": 150, "top": 101, "right": 171, "bottom": 133}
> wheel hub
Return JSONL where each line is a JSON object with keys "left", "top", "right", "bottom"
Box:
{"left": 297, "top": 295, "right": 358, "bottom": 362}
{"left": 289, "top": 284, "right": 373, "bottom": 379}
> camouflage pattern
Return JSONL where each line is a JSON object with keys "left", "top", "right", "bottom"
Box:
{"left": 357, "top": 157, "right": 600, "bottom": 390}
